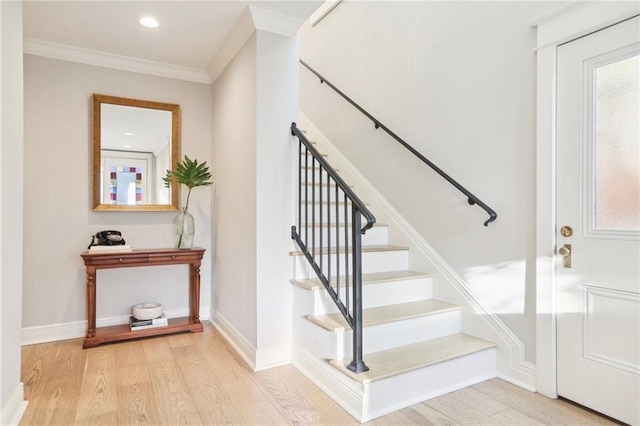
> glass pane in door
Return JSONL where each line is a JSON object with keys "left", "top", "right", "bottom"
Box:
{"left": 593, "top": 54, "right": 639, "bottom": 231}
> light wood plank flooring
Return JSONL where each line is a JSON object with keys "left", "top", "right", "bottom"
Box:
{"left": 20, "top": 323, "right": 618, "bottom": 425}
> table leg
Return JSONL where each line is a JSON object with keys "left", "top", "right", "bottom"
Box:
{"left": 190, "top": 262, "right": 201, "bottom": 324}
{"left": 86, "top": 267, "right": 96, "bottom": 338}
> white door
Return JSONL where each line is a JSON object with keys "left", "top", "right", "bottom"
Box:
{"left": 556, "top": 16, "right": 639, "bottom": 425}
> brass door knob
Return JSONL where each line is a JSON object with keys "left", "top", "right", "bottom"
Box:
{"left": 558, "top": 243, "right": 572, "bottom": 268}
{"left": 560, "top": 226, "right": 573, "bottom": 237}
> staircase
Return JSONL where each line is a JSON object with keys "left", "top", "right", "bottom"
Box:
{"left": 289, "top": 128, "right": 497, "bottom": 422}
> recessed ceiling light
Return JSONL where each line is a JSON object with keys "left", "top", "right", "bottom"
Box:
{"left": 138, "top": 16, "right": 159, "bottom": 28}
{"left": 124, "top": 132, "right": 135, "bottom": 136}
{"left": 123, "top": 145, "right": 132, "bottom": 149}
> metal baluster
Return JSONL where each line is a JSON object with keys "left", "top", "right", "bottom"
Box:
{"left": 335, "top": 182, "right": 340, "bottom": 303}
{"left": 312, "top": 157, "right": 316, "bottom": 258}
{"left": 305, "top": 147, "right": 309, "bottom": 246}
{"left": 327, "top": 172, "right": 331, "bottom": 285}
{"left": 347, "top": 209, "right": 369, "bottom": 373}
{"left": 344, "top": 193, "right": 349, "bottom": 315}
{"left": 298, "top": 141, "right": 302, "bottom": 233}
{"left": 319, "top": 164, "right": 323, "bottom": 275}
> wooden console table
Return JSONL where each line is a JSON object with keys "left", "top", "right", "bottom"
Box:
{"left": 81, "top": 247, "right": 205, "bottom": 349}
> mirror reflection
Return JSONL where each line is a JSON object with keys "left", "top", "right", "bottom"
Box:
{"left": 92, "top": 94, "right": 180, "bottom": 211}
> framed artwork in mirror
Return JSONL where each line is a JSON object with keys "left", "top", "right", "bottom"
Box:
{"left": 92, "top": 94, "right": 180, "bottom": 211}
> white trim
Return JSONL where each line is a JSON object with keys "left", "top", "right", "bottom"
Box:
{"left": 292, "top": 345, "right": 365, "bottom": 422}
{"left": 209, "top": 312, "right": 257, "bottom": 370}
{"left": 310, "top": 0, "right": 343, "bottom": 27}
{"left": 209, "top": 313, "right": 292, "bottom": 371}
{"left": 255, "top": 343, "right": 292, "bottom": 371}
{"left": 207, "top": 7, "right": 256, "bottom": 83}
{"left": 21, "top": 307, "right": 208, "bottom": 345}
{"left": 1, "top": 382, "right": 28, "bottom": 426}
{"left": 23, "top": 38, "right": 210, "bottom": 84}
{"left": 249, "top": 6, "right": 303, "bottom": 37}
{"left": 299, "top": 113, "right": 536, "bottom": 389}
{"left": 529, "top": 2, "right": 639, "bottom": 51}
{"left": 531, "top": 1, "right": 639, "bottom": 399}
{"left": 206, "top": 6, "right": 304, "bottom": 83}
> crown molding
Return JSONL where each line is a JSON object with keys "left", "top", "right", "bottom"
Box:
{"left": 23, "top": 38, "right": 211, "bottom": 84}
{"left": 528, "top": 1, "right": 640, "bottom": 50}
{"left": 206, "top": 5, "right": 304, "bottom": 83}
{"left": 310, "top": 0, "right": 343, "bottom": 27}
{"left": 206, "top": 7, "right": 256, "bottom": 84}
{"left": 249, "top": 5, "right": 303, "bottom": 37}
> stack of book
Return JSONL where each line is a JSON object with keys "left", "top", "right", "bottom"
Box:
{"left": 130, "top": 313, "right": 168, "bottom": 331}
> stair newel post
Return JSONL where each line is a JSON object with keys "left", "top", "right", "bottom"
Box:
{"left": 347, "top": 209, "right": 369, "bottom": 373}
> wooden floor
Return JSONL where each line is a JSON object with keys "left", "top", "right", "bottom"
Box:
{"left": 20, "top": 323, "right": 618, "bottom": 425}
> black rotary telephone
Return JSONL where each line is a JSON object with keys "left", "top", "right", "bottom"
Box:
{"left": 88, "top": 230, "right": 126, "bottom": 249}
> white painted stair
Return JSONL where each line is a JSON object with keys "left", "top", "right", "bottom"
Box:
{"left": 290, "top": 142, "right": 497, "bottom": 422}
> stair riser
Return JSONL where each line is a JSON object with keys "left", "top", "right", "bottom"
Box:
{"left": 293, "top": 286, "right": 317, "bottom": 321}
{"left": 364, "top": 348, "right": 496, "bottom": 422}
{"left": 307, "top": 277, "right": 434, "bottom": 315}
{"left": 293, "top": 250, "right": 408, "bottom": 278}
{"left": 299, "top": 310, "right": 462, "bottom": 360}
{"left": 296, "top": 225, "right": 388, "bottom": 247}
{"left": 355, "top": 310, "right": 462, "bottom": 355}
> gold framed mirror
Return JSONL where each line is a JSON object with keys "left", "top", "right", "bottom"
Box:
{"left": 92, "top": 94, "right": 180, "bottom": 211}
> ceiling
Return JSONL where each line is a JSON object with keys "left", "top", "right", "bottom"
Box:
{"left": 22, "top": 1, "right": 322, "bottom": 72}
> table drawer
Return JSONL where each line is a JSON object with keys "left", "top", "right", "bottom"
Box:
{"left": 148, "top": 252, "right": 202, "bottom": 264}
{"left": 85, "top": 253, "right": 149, "bottom": 267}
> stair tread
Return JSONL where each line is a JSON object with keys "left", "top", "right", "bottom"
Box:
{"left": 291, "top": 269, "right": 432, "bottom": 291}
{"left": 307, "top": 299, "right": 460, "bottom": 331}
{"left": 330, "top": 333, "right": 496, "bottom": 384}
{"left": 289, "top": 244, "right": 408, "bottom": 257}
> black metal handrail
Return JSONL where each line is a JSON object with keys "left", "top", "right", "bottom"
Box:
{"left": 300, "top": 59, "right": 497, "bottom": 227}
{"left": 291, "top": 122, "right": 373, "bottom": 374}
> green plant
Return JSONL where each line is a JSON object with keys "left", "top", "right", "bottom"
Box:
{"left": 163, "top": 155, "right": 213, "bottom": 213}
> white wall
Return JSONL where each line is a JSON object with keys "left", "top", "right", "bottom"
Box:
{"left": 255, "top": 30, "right": 299, "bottom": 360}
{"left": 1, "top": 0, "right": 26, "bottom": 421}
{"left": 22, "top": 55, "right": 212, "bottom": 333}
{"left": 211, "top": 33, "right": 259, "bottom": 346}
{"left": 301, "top": 1, "right": 557, "bottom": 362}
{"left": 211, "top": 21, "right": 301, "bottom": 367}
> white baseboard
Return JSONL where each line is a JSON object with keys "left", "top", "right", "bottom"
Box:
{"left": 209, "top": 312, "right": 292, "bottom": 371}
{"left": 209, "top": 312, "right": 257, "bottom": 370}
{"left": 292, "top": 345, "right": 364, "bottom": 422}
{"left": 21, "top": 306, "right": 209, "bottom": 346}
{"left": 255, "top": 343, "right": 292, "bottom": 371}
{"left": 299, "top": 113, "right": 536, "bottom": 389}
{"left": 1, "top": 382, "right": 28, "bottom": 426}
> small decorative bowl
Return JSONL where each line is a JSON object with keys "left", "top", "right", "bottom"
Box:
{"left": 132, "top": 302, "right": 163, "bottom": 320}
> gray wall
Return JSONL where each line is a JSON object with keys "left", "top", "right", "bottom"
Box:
{"left": 211, "top": 33, "right": 259, "bottom": 345}
{"left": 23, "top": 55, "right": 212, "bottom": 330}
{"left": 301, "top": 1, "right": 558, "bottom": 362}
{"left": 211, "top": 28, "right": 300, "bottom": 362}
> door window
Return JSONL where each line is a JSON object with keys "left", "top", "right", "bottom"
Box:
{"left": 591, "top": 53, "right": 639, "bottom": 233}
